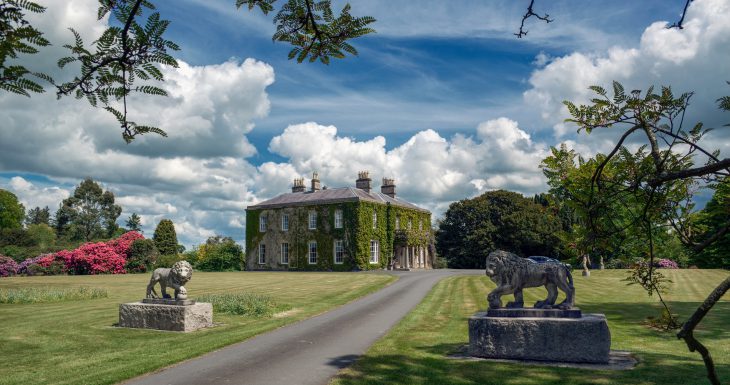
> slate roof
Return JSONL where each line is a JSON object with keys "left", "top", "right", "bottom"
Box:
{"left": 247, "top": 187, "right": 429, "bottom": 213}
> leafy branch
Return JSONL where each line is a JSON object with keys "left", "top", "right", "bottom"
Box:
{"left": 564, "top": 81, "right": 730, "bottom": 385}
{"left": 0, "top": 0, "right": 51, "bottom": 96}
{"left": 238, "top": 0, "right": 376, "bottom": 64}
{"left": 54, "top": 0, "right": 178, "bottom": 143}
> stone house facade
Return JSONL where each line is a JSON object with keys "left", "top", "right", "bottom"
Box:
{"left": 245, "top": 172, "right": 434, "bottom": 271}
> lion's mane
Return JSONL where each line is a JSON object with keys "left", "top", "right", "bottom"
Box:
{"left": 169, "top": 260, "right": 192, "bottom": 286}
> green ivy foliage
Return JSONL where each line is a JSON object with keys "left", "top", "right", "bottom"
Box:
{"left": 245, "top": 201, "right": 431, "bottom": 271}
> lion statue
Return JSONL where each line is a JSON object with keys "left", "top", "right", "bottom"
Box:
{"left": 146, "top": 260, "right": 193, "bottom": 300}
{"left": 484, "top": 250, "right": 574, "bottom": 310}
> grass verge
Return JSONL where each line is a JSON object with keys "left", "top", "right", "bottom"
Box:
{"left": 0, "top": 271, "right": 395, "bottom": 385}
{"left": 0, "top": 286, "right": 108, "bottom": 304}
{"left": 331, "top": 269, "right": 730, "bottom": 385}
{"left": 198, "top": 292, "right": 291, "bottom": 317}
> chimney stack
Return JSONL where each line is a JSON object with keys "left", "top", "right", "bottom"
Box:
{"left": 292, "top": 177, "right": 305, "bottom": 193}
{"left": 310, "top": 171, "right": 321, "bottom": 192}
{"left": 381, "top": 177, "right": 396, "bottom": 198}
{"left": 356, "top": 171, "right": 372, "bottom": 193}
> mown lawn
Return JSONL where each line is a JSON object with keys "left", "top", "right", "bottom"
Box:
{"left": 332, "top": 269, "right": 730, "bottom": 385}
{"left": 0, "top": 271, "right": 396, "bottom": 385}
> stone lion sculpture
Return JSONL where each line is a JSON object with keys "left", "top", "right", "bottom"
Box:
{"left": 146, "top": 260, "right": 193, "bottom": 300}
{"left": 484, "top": 250, "right": 574, "bottom": 310}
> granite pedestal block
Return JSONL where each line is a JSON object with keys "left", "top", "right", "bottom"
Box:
{"left": 486, "top": 308, "right": 582, "bottom": 318}
{"left": 119, "top": 301, "right": 212, "bottom": 332}
{"left": 468, "top": 311, "right": 611, "bottom": 363}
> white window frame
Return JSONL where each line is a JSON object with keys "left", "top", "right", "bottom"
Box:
{"left": 372, "top": 211, "right": 377, "bottom": 229}
{"left": 280, "top": 242, "right": 289, "bottom": 264}
{"left": 369, "top": 240, "right": 379, "bottom": 264}
{"left": 281, "top": 214, "right": 289, "bottom": 231}
{"left": 258, "top": 243, "right": 266, "bottom": 264}
{"left": 259, "top": 214, "right": 267, "bottom": 232}
{"left": 334, "top": 239, "right": 344, "bottom": 264}
{"left": 419, "top": 220, "right": 423, "bottom": 231}
{"left": 308, "top": 241, "right": 317, "bottom": 264}
{"left": 395, "top": 216, "right": 400, "bottom": 230}
{"left": 334, "top": 209, "right": 343, "bottom": 229}
{"left": 308, "top": 211, "right": 317, "bottom": 230}
{"left": 408, "top": 219, "right": 412, "bottom": 230}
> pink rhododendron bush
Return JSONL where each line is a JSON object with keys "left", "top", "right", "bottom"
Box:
{"left": 7, "top": 231, "right": 146, "bottom": 277}
{"left": 0, "top": 254, "right": 19, "bottom": 277}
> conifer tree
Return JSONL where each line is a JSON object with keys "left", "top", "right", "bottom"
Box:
{"left": 153, "top": 219, "right": 178, "bottom": 256}
{"left": 126, "top": 213, "right": 142, "bottom": 232}
{"left": 25, "top": 206, "right": 50, "bottom": 226}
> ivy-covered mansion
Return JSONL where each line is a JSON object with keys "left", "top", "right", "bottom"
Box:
{"left": 245, "top": 172, "right": 434, "bottom": 271}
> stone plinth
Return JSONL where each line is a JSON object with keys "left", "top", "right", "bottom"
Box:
{"left": 142, "top": 298, "right": 196, "bottom": 306}
{"left": 486, "top": 308, "right": 582, "bottom": 319}
{"left": 468, "top": 311, "right": 610, "bottom": 363}
{"left": 119, "top": 301, "right": 212, "bottom": 332}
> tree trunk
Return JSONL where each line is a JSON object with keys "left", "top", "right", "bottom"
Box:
{"left": 677, "top": 276, "right": 730, "bottom": 385}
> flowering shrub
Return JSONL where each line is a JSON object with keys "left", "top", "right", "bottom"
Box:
{"left": 656, "top": 258, "right": 679, "bottom": 269}
{"left": 107, "top": 231, "right": 144, "bottom": 259}
{"left": 0, "top": 254, "right": 19, "bottom": 277}
{"left": 57, "top": 243, "right": 127, "bottom": 275}
{"left": 12, "top": 232, "right": 146, "bottom": 276}
{"left": 17, "top": 254, "right": 57, "bottom": 276}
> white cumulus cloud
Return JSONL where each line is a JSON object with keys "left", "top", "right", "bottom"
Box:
{"left": 525, "top": 0, "right": 730, "bottom": 141}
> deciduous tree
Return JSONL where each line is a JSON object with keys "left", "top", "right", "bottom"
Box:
{"left": 564, "top": 81, "right": 730, "bottom": 385}
{"left": 436, "top": 190, "right": 562, "bottom": 269}
{"left": 0, "top": 189, "right": 25, "bottom": 229}
{"left": 55, "top": 178, "right": 122, "bottom": 241}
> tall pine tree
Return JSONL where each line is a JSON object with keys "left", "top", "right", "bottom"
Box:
{"left": 126, "top": 213, "right": 142, "bottom": 232}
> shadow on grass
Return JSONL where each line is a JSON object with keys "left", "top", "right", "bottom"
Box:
{"left": 334, "top": 349, "right": 728, "bottom": 385}
{"left": 334, "top": 301, "right": 730, "bottom": 385}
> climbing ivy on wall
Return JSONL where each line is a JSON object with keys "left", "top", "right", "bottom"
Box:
{"left": 245, "top": 201, "right": 431, "bottom": 271}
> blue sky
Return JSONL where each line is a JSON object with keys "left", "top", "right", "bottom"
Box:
{"left": 1, "top": 0, "right": 729, "bottom": 247}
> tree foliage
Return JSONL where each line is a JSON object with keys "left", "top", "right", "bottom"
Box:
{"left": 26, "top": 223, "right": 55, "bottom": 249}
{"left": 1, "top": 0, "right": 376, "bottom": 142}
{"left": 152, "top": 218, "right": 177, "bottom": 256}
{"left": 0, "top": 0, "right": 51, "bottom": 96}
{"left": 691, "top": 178, "right": 730, "bottom": 269}
{"left": 0, "top": 189, "right": 25, "bottom": 229}
{"left": 436, "top": 190, "right": 562, "bottom": 269}
{"left": 55, "top": 178, "right": 122, "bottom": 241}
{"left": 125, "top": 212, "right": 142, "bottom": 232}
{"left": 125, "top": 238, "right": 158, "bottom": 272}
{"left": 258, "top": 0, "right": 376, "bottom": 64}
{"left": 25, "top": 205, "right": 50, "bottom": 226}
{"left": 563, "top": 81, "right": 730, "bottom": 385}
{"left": 541, "top": 143, "right": 693, "bottom": 267}
{"left": 194, "top": 235, "right": 244, "bottom": 271}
